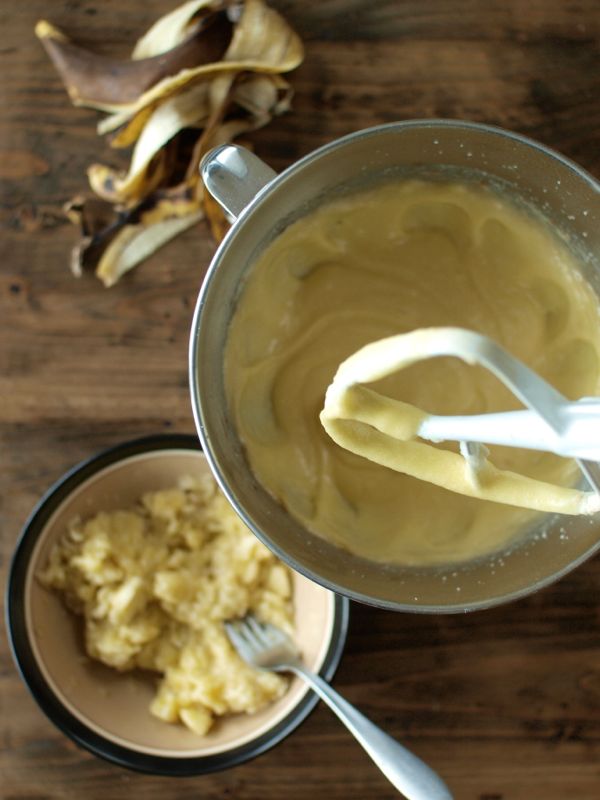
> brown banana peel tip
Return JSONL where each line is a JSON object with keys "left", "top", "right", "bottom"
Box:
{"left": 35, "top": 9, "right": 233, "bottom": 109}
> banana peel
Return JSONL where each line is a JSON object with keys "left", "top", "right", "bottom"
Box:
{"left": 96, "top": 0, "right": 303, "bottom": 133}
{"left": 64, "top": 195, "right": 120, "bottom": 276}
{"left": 67, "top": 183, "right": 203, "bottom": 285}
{"left": 131, "top": 0, "right": 226, "bottom": 60}
{"left": 90, "top": 73, "right": 291, "bottom": 206}
{"left": 96, "top": 208, "right": 204, "bottom": 287}
{"left": 95, "top": 182, "right": 205, "bottom": 287}
{"left": 37, "top": 0, "right": 303, "bottom": 285}
{"left": 35, "top": 12, "right": 232, "bottom": 110}
{"left": 88, "top": 82, "right": 212, "bottom": 203}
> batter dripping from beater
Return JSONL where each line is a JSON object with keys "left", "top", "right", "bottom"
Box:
{"left": 225, "top": 179, "right": 600, "bottom": 566}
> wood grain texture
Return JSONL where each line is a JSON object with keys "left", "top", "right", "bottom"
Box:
{"left": 2, "top": 1, "right": 600, "bottom": 798}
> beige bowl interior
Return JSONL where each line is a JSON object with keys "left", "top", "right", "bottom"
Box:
{"left": 25, "top": 449, "right": 337, "bottom": 758}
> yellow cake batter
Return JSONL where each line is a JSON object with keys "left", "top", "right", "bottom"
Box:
{"left": 224, "top": 179, "right": 600, "bottom": 566}
{"left": 320, "top": 326, "right": 600, "bottom": 516}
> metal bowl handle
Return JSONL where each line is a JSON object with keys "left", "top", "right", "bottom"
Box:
{"left": 200, "top": 144, "right": 277, "bottom": 221}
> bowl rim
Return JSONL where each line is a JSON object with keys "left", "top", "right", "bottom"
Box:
{"left": 5, "top": 433, "right": 350, "bottom": 776}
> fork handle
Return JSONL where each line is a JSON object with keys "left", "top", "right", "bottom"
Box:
{"left": 289, "top": 663, "right": 453, "bottom": 800}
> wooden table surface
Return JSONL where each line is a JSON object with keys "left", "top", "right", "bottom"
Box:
{"left": 2, "top": 1, "right": 600, "bottom": 798}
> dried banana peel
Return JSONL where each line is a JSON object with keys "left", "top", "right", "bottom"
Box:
{"left": 131, "top": 0, "right": 226, "bottom": 60}
{"left": 88, "top": 82, "right": 212, "bottom": 204}
{"left": 35, "top": 12, "right": 232, "bottom": 111}
{"left": 37, "top": 0, "right": 303, "bottom": 286}
{"left": 96, "top": 0, "right": 303, "bottom": 133}
{"left": 96, "top": 209, "right": 204, "bottom": 287}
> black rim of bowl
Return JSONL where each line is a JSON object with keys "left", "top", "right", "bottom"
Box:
{"left": 6, "top": 433, "right": 350, "bottom": 776}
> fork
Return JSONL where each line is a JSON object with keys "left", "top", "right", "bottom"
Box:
{"left": 225, "top": 615, "right": 453, "bottom": 800}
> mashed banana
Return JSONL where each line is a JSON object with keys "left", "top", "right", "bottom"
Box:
{"left": 41, "top": 473, "right": 294, "bottom": 735}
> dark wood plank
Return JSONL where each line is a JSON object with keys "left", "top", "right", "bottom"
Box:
{"left": 2, "top": 2, "right": 600, "bottom": 799}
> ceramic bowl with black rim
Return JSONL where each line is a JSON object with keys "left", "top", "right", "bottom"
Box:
{"left": 6, "top": 434, "right": 349, "bottom": 775}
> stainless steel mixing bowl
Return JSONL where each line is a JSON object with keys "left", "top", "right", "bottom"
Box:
{"left": 189, "top": 119, "right": 600, "bottom": 612}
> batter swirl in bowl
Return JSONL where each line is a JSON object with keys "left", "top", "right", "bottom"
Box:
{"left": 224, "top": 179, "right": 600, "bottom": 566}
